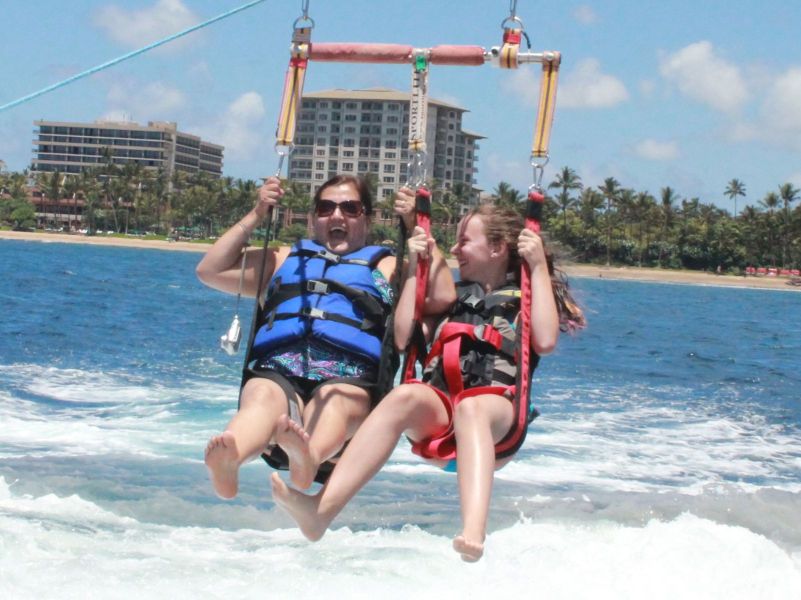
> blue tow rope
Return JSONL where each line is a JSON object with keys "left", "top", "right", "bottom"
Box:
{"left": 0, "top": 0, "right": 268, "bottom": 113}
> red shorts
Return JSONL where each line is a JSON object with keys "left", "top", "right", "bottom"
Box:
{"left": 408, "top": 379, "right": 514, "bottom": 461}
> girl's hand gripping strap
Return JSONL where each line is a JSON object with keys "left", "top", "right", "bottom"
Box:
{"left": 494, "top": 190, "right": 543, "bottom": 459}
{"left": 402, "top": 186, "right": 432, "bottom": 382}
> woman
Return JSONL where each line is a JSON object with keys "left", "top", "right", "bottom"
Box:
{"left": 271, "top": 204, "right": 584, "bottom": 561}
{"left": 197, "top": 176, "right": 454, "bottom": 495}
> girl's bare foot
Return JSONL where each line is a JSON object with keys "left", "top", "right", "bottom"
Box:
{"left": 274, "top": 414, "right": 317, "bottom": 490}
{"left": 453, "top": 535, "right": 484, "bottom": 562}
{"left": 204, "top": 431, "right": 239, "bottom": 499}
{"left": 270, "top": 472, "right": 329, "bottom": 541}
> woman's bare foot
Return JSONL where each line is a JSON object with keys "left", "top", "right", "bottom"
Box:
{"left": 453, "top": 535, "right": 484, "bottom": 562}
{"left": 270, "top": 472, "right": 329, "bottom": 541}
{"left": 274, "top": 414, "right": 317, "bottom": 490}
{"left": 205, "top": 431, "right": 239, "bottom": 499}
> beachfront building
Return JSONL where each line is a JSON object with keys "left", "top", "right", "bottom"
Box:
{"left": 30, "top": 120, "right": 224, "bottom": 179}
{"left": 288, "top": 88, "right": 483, "bottom": 206}
{"left": 27, "top": 120, "right": 224, "bottom": 230}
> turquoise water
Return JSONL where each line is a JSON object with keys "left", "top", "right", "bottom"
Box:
{"left": 1, "top": 239, "right": 800, "bottom": 599}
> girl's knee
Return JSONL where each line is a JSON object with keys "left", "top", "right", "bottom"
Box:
{"left": 454, "top": 396, "right": 485, "bottom": 422}
{"left": 382, "top": 384, "right": 430, "bottom": 415}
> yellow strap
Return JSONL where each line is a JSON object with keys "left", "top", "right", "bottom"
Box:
{"left": 275, "top": 30, "right": 311, "bottom": 147}
{"left": 532, "top": 53, "right": 560, "bottom": 159}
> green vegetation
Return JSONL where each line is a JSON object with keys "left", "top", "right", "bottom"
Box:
{"left": 2, "top": 164, "right": 799, "bottom": 271}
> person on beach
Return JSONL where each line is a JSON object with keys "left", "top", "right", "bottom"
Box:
{"left": 197, "top": 175, "right": 455, "bottom": 495}
{"left": 271, "top": 203, "right": 585, "bottom": 561}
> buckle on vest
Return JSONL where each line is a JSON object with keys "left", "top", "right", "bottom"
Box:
{"left": 306, "top": 280, "right": 329, "bottom": 294}
{"left": 316, "top": 249, "right": 341, "bottom": 264}
{"left": 472, "top": 324, "right": 502, "bottom": 349}
{"left": 300, "top": 306, "right": 326, "bottom": 320}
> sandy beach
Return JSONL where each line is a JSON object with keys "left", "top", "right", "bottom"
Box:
{"left": 2, "top": 229, "right": 800, "bottom": 292}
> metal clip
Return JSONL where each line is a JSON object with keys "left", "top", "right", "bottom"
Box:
{"left": 530, "top": 156, "right": 549, "bottom": 192}
{"left": 306, "top": 280, "right": 329, "bottom": 294}
{"left": 301, "top": 306, "right": 326, "bottom": 320}
{"left": 316, "top": 249, "right": 341, "bottom": 264}
{"left": 274, "top": 143, "right": 295, "bottom": 178}
{"left": 293, "top": 0, "right": 315, "bottom": 29}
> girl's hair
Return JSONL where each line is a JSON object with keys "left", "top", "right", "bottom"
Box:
{"left": 313, "top": 174, "right": 374, "bottom": 216}
{"left": 465, "top": 204, "right": 586, "bottom": 332}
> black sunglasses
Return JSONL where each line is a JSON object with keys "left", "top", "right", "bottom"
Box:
{"left": 315, "top": 199, "right": 364, "bottom": 218}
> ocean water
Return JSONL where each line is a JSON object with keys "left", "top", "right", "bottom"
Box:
{"left": 1, "top": 238, "right": 800, "bottom": 599}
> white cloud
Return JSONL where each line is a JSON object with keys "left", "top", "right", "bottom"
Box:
{"left": 572, "top": 6, "right": 598, "bottom": 25}
{"left": 103, "top": 80, "right": 187, "bottom": 121}
{"left": 195, "top": 92, "right": 266, "bottom": 159}
{"left": 559, "top": 58, "right": 629, "bottom": 108}
{"left": 761, "top": 67, "right": 801, "bottom": 131}
{"left": 722, "top": 66, "right": 801, "bottom": 151}
{"left": 634, "top": 139, "right": 679, "bottom": 161}
{"left": 92, "top": 0, "right": 198, "bottom": 49}
{"left": 659, "top": 41, "right": 748, "bottom": 114}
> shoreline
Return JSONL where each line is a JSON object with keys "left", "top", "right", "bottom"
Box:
{"left": 2, "top": 229, "right": 800, "bottom": 292}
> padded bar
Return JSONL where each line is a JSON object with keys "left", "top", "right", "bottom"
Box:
{"left": 309, "top": 43, "right": 414, "bottom": 63}
{"left": 428, "top": 45, "right": 486, "bottom": 65}
{"left": 308, "top": 43, "right": 487, "bottom": 65}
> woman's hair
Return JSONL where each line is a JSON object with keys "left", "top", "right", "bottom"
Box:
{"left": 465, "top": 203, "right": 586, "bottom": 332}
{"left": 312, "top": 174, "right": 374, "bottom": 216}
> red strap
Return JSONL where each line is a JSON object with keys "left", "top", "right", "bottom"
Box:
{"left": 503, "top": 29, "right": 522, "bottom": 44}
{"left": 402, "top": 187, "right": 432, "bottom": 382}
{"left": 441, "top": 332, "right": 464, "bottom": 397}
{"left": 494, "top": 189, "right": 543, "bottom": 458}
{"left": 413, "top": 187, "right": 432, "bottom": 321}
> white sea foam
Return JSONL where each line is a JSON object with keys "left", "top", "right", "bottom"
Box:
{"left": 0, "top": 478, "right": 799, "bottom": 600}
{"left": 506, "top": 382, "right": 801, "bottom": 496}
{"left": 0, "top": 365, "right": 234, "bottom": 460}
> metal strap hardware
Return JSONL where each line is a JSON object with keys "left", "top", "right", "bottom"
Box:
{"left": 306, "top": 280, "right": 329, "bottom": 294}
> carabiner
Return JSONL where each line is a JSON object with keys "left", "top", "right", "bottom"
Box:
{"left": 293, "top": 0, "right": 315, "bottom": 29}
{"left": 406, "top": 151, "right": 427, "bottom": 189}
{"left": 274, "top": 143, "right": 295, "bottom": 177}
{"left": 530, "top": 155, "right": 549, "bottom": 192}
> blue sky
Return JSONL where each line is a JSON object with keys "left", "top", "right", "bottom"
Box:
{"left": 2, "top": 0, "right": 800, "bottom": 213}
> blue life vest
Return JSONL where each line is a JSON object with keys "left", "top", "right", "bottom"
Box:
{"left": 251, "top": 240, "right": 393, "bottom": 364}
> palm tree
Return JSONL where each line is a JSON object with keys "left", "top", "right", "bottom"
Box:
{"left": 62, "top": 174, "right": 81, "bottom": 231}
{"left": 493, "top": 181, "right": 523, "bottom": 207}
{"left": 724, "top": 178, "right": 746, "bottom": 217}
{"left": 658, "top": 186, "right": 679, "bottom": 267}
{"left": 778, "top": 182, "right": 799, "bottom": 267}
{"left": 633, "top": 191, "right": 656, "bottom": 266}
{"left": 548, "top": 166, "right": 583, "bottom": 236}
{"left": 598, "top": 177, "right": 620, "bottom": 265}
{"left": 760, "top": 191, "right": 780, "bottom": 265}
{"left": 280, "top": 179, "right": 312, "bottom": 230}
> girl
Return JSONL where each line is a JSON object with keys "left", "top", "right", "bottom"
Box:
{"left": 271, "top": 203, "right": 584, "bottom": 561}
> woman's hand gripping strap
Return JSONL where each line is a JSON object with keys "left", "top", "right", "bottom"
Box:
{"left": 494, "top": 189, "right": 543, "bottom": 459}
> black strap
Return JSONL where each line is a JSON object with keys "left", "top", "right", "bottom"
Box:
{"left": 268, "top": 307, "right": 383, "bottom": 332}
{"left": 240, "top": 206, "right": 274, "bottom": 402}
{"left": 262, "top": 279, "right": 388, "bottom": 322}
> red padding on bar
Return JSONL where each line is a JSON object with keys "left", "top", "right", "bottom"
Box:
{"left": 429, "top": 45, "right": 486, "bottom": 65}
{"left": 307, "top": 43, "right": 486, "bottom": 65}
{"left": 308, "top": 43, "right": 413, "bottom": 63}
